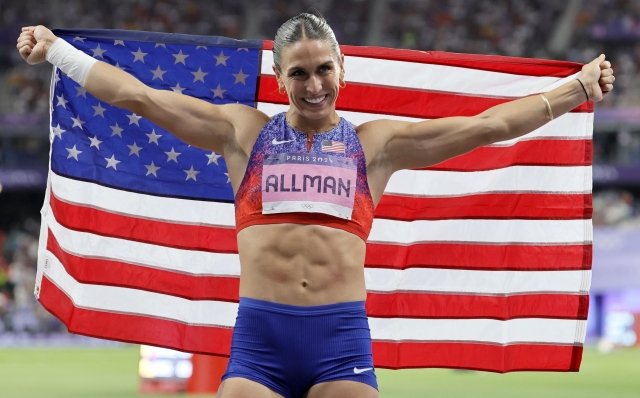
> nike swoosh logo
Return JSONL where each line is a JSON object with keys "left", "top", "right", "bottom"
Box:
{"left": 272, "top": 138, "right": 295, "bottom": 145}
{"left": 353, "top": 367, "right": 373, "bottom": 374}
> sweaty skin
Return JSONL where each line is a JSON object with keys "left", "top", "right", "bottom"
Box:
{"left": 17, "top": 25, "right": 614, "bottom": 398}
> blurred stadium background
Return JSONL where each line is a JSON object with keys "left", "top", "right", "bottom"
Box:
{"left": 1, "top": 0, "right": 639, "bottom": 397}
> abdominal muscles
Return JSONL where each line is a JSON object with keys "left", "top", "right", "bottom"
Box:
{"left": 236, "top": 223, "right": 367, "bottom": 306}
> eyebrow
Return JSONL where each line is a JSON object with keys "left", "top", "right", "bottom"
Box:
{"left": 287, "top": 60, "right": 335, "bottom": 73}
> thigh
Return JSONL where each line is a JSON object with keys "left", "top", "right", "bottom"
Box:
{"left": 216, "top": 377, "right": 286, "bottom": 398}
{"left": 306, "top": 380, "right": 379, "bottom": 398}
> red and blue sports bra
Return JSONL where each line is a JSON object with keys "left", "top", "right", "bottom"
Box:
{"left": 235, "top": 112, "right": 374, "bottom": 241}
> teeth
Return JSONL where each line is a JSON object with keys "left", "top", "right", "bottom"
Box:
{"left": 304, "top": 95, "right": 325, "bottom": 104}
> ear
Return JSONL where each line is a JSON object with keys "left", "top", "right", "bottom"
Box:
{"left": 339, "top": 53, "right": 346, "bottom": 80}
{"left": 272, "top": 64, "right": 283, "bottom": 87}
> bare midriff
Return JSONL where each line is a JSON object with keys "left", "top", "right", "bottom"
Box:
{"left": 236, "top": 223, "right": 367, "bottom": 306}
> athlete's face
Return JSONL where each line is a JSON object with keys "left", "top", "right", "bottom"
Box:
{"left": 274, "top": 39, "right": 344, "bottom": 122}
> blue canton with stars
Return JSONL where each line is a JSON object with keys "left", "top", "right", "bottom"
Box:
{"left": 50, "top": 29, "right": 262, "bottom": 202}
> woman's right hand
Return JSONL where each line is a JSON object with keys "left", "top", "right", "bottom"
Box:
{"left": 16, "top": 25, "right": 58, "bottom": 65}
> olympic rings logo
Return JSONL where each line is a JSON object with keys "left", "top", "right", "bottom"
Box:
{"left": 301, "top": 203, "right": 314, "bottom": 209}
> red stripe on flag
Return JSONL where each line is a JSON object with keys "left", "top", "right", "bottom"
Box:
{"left": 46, "top": 229, "right": 241, "bottom": 302}
{"left": 365, "top": 242, "right": 592, "bottom": 271}
{"left": 375, "top": 193, "right": 593, "bottom": 221}
{"left": 426, "top": 139, "right": 592, "bottom": 171}
{"left": 50, "top": 192, "right": 238, "bottom": 253}
{"left": 263, "top": 41, "right": 584, "bottom": 78}
{"left": 257, "top": 76, "right": 593, "bottom": 119}
{"left": 366, "top": 292, "right": 589, "bottom": 320}
{"left": 38, "top": 276, "right": 233, "bottom": 356}
{"left": 372, "top": 341, "right": 583, "bottom": 372}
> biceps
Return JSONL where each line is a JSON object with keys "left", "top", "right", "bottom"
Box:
{"left": 388, "top": 116, "right": 493, "bottom": 170}
{"left": 141, "top": 88, "right": 232, "bottom": 151}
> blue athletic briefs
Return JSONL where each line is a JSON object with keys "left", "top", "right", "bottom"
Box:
{"left": 222, "top": 297, "right": 378, "bottom": 398}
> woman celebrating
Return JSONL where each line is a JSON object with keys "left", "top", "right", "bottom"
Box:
{"left": 17, "top": 13, "right": 613, "bottom": 398}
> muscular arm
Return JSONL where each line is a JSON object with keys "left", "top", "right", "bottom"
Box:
{"left": 361, "top": 55, "right": 614, "bottom": 177}
{"left": 17, "top": 25, "right": 267, "bottom": 157}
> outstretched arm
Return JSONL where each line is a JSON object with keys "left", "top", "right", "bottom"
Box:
{"left": 361, "top": 55, "right": 614, "bottom": 175}
{"left": 16, "top": 25, "right": 267, "bottom": 155}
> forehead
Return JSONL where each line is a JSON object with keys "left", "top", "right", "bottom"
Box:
{"left": 280, "top": 39, "right": 338, "bottom": 70}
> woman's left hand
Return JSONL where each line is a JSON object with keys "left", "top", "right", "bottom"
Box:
{"left": 580, "top": 54, "right": 614, "bottom": 102}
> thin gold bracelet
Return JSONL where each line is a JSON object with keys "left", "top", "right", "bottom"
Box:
{"left": 540, "top": 94, "right": 554, "bottom": 121}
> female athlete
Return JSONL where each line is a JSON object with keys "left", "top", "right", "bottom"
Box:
{"left": 17, "top": 13, "right": 613, "bottom": 398}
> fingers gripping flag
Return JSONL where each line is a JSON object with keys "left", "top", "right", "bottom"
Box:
{"left": 36, "top": 29, "right": 593, "bottom": 372}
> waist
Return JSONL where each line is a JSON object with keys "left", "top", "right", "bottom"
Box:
{"left": 238, "top": 297, "right": 366, "bottom": 315}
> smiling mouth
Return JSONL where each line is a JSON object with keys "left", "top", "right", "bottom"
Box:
{"left": 303, "top": 95, "right": 327, "bottom": 104}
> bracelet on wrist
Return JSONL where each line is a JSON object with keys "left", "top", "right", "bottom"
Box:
{"left": 576, "top": 79, "right": 589, "bottom": 101}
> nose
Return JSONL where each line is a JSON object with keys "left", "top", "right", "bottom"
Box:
{"left": 306, "top": 74, "right": 322, "bottom": 94}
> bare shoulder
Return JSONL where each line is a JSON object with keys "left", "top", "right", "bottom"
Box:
{"left": 355, "top": 119, "right": 410, "bottom": 165}
{"left": 219, "top": 103, "right": 270, "bottom": 155}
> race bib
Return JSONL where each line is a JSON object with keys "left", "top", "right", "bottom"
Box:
{"left": 262, "top": 153, "right": 357, "bottom": 220}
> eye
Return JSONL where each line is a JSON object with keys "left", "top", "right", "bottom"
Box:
{"left": 290, "top": 70, "right": 305, "bottom": 77}
{"left": 319, "top": 65, "right": 331, "bottom": 72}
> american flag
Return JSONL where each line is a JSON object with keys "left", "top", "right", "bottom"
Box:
{"left": 36, "top": 28, "right": 593, "bottom": 373}
{"left": 321, "top": 139, "right": 345, "bottom": 153}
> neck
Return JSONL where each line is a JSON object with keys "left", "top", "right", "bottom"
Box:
{"left": 286, "top": 110, "right": 340, "bottom": 134}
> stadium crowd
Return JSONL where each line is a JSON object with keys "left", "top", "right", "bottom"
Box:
{"left": 1, "top": 0, "right": 640, "bottom": 114}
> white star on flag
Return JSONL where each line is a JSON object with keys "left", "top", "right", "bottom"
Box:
{"left": 127, "top": 113, "right": 142, "bottom": 126}
{"left": 105, "top": 155, "right": 121, "bottom": 170}
{"left": 91, "top": 44, "right": 106, "bottom": 58}
{"left": 146, "top": 129, "right": 162, "bottom": 145}
{"left": 191, "top": 67, "right": 208, "bottom": 83}
{"left": 214, "top": 51, "right": 230, "bottom": 66}
{"left": 184, "top": 165, "right": 200, "bottom": 181}
{"left": 155, "top": 43, "right": 167, "bottom": 48}
{"left": 206, "top": 152, "right": 221, "bottom": 165}
{"left": 56, "top": 94, "right": 69, "bottom": 109}
{"left": 53, "top": 71, "right": 61, "bottom": 85}
{"left": 92, "top": 103, "right": 106, "bottom": 117}
{"left": 71, "top": 115, "right": 86, "bottom": 130}
{"left": 196, "top": 45, "right": 208, "bottom": 50}
{"left": 110, "top": 123, "right": 124, "bottom": 137}
{"left": 114, "top": 40, "right": 125, "bottom": 46}
{"left": 75, "top": 86, "right": 87, "bottom": 98}
{"left": 88, "top": 135, "right": 103, "bottom": 149}
{"left": 172, "top": 49, "right": 189, "bottom": 65}
{"left": 224, "top": 172, "right": 230, "bottom": 183}
{"left": 151, "top": 65, "right": 167, "bottom": 81}
{"left": 73, "top": 37, "right": 85, "bottom": 42}
{"left": 171, "top": 83, "right": 186, "bottom": 93}
{"left": 145, "top": 161, "right": 160, "bottom": 177}
{"left": 115, "top": 63, "right": 126, "bottom": 70}
{"left": 66, "top": 145, "right": 82, "bottom": 160}
{"left": 127, "top": 142, "right": 143, "bottom": 157}
{"left": 132, "top": 48, "right": 148, "bottom": 63}
{"left": 211, "top": 84, "right": 226, "bottom": 99}
{"left": 52, "top": 124, "right": 66, "bottom": 140}
{"left": 165, "top": 147, "right": 181, "bottom": 163}
{"left": 233, "top": 69, "right": 249, "bottom": 85}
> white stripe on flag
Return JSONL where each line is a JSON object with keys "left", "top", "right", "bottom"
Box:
{"left": 260, "top": 51, "right": 579, "bottom": 97}
{"left": 369, "top": 218, "right": 592, "bottom": 245}
{"left": 47, "top": 208, "right": 241, "bottom": 276}
{"left": 386, "top": 166, "right": 592, "bottom": 196}
{"left": 368, "top": 317, "right": 587, "bottom": 345}
{"left": 50, "top": 172, "right": 236, "bottom": 227}
{"left": 365, "top": 268, "right": 590, "bottom": 294}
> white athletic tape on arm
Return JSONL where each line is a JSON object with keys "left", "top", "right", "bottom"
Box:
{"left": 46, "top": 38, "right": 98, "bottom": 87}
